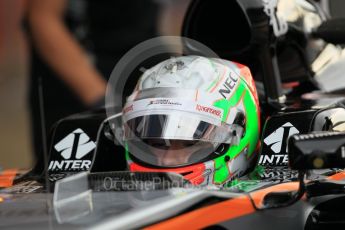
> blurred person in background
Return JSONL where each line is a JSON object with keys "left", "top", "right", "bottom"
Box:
{"left": 0, "top": 0, "right": 31, "bottom": 169}
{"left": 26, "top": 0, "right": 163, "bottom": 162}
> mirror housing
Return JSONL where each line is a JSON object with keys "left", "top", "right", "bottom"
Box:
{"left": 288, "top": 132, "right": 345, "bottom": 170}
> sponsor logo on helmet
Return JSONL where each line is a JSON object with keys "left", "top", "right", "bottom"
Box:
{"left": 218, "top": 71, "right": 238, "bottom": 99}
{"left": 196, "top": 104, "right": 222, "bottom": 118}
{"left": 147, "top": 99, "right": 182, "bottom": 106}
{"left": 49, "top": 129, "right": 95, "bottom": 171}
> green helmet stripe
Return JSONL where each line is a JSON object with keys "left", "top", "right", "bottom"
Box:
{"left": 212, "top": 79, "right": 259, "bottom": 184}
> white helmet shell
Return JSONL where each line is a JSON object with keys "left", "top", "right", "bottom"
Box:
{"left": 139, "top": 56, "right": 221, "bottom": 90}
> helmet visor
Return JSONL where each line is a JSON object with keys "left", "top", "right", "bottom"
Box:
{"left": 124, "top": 113, "right": 240, "bottom": 144}
{"left": 122, "top": 113, "right": 242, "bottom": 167}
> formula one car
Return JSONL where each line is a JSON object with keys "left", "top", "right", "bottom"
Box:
{"left": 2, "top": 0, "right": 345, "bottom": 229}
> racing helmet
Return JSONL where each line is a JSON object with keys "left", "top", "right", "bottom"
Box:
{"left": 121, "top": 56, "right": 260, "bottom": 185}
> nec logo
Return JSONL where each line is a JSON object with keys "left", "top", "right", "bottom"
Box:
{"left": 259, "top": 122, "right": 299, "bottom": 165}
{"left": 218, "top": 71, "right": 238, "bottom": 99}
{"left": 48, "top": 129, "right": 96, "bottom": 171}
